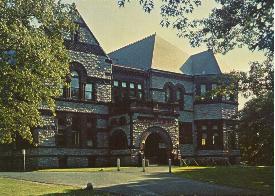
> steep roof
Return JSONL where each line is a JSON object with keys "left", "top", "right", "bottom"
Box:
{"left": 108, "top": 34, "right": 189, "bottom": 73}
{"left": 180, "top": 50, "right": 222, "bottom": 75}
{"left": 65, "top": 10, "right": 107, "bottom": 57}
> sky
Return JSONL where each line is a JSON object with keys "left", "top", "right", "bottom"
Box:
{"left": 64, "top": 0, "right": 266, "bottom": 108}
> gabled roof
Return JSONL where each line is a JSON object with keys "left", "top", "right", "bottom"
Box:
{"left": 108, "top": 34, "right": 189, "bottom": 73}
{"left": 180, "top": 50, "right": 222, "bottom": 75}
{"left": 65, "top": 10, "right": 107, "bottom": 57}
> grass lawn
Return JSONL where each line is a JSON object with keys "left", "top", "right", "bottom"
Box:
{"left": 0, "top": 177, "right": 109, "bottom": 196}
{"left": 172, "top": 166, "right": 273, "bottom": 195}
{"left": 37, "top": 167, "right": 131, "bottom": 172}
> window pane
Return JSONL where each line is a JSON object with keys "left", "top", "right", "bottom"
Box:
{"left": 86, "top": 83, "right": 93, "bottom": 91}
{"left": 122, "top": 82, "right": 127, "bottom": 88}
{"left": 202, "top": 138, "right": 206, "bottom": 146}
{"left": 71, "top": 78, "right": 79, "bottom": 88}
{"left": 202, "top": 125, "right": 207, "bottom": 130}
{"left": 200, "top": 84, "right": 206, "bottom": 95}
{"left": 137, "top": 84, "right": 142, "bottom": 90}
{"left": 85, "top": 92, "right": 92, "bottom": 100}
{"left": 71, "top": 88, "right": 79, "bottom": 98}
{"left": 137, "top": 91, "right": 143, "bottom": 99}
{"left": 113, "top": 80, "right": 119, "bottom": 87}
{"left": 71, "top": 71, "right": 78, "bottom": 77}
{"left": 85, "top": 83, "right": 93, "bottom": 100}
{"left": 176, "top": 90, "right": 181, "bottom": 100}
{"left": 130, "top": 83, "right": 135, "bottom": 89}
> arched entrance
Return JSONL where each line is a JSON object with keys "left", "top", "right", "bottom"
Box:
{"left": 110, "top": 130, "right": 128, "bottom": 149}
{"left": 140, "top": 127, "right": 173, "bottom": 164}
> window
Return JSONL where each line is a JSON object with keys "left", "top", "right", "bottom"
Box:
{"left": 202, "top": 125, "right": 207, "bottom": 130}
{"left": 212, "top": 125, "right": 218, "bottom": 130}
{"left": 176, "top": 89, "right": 182, "bottom": 101}
{"left": 137, "top": 83, "right": 143, "bottom": 100}
{"left": 85, "top": 83, "right": 93, "bottom": 100}
{"left": 129, "top": 82, "right": 135, "bottom": 97}
{"left": 211, "top": 84, "right": 217, "bottom": 99}
{"left": 72, "top": 131, "right": 80, "bottom": 145}
{"left": 165, "top": 87, "right": 172, "bottom": 102}
{"left": 59, "top": 84, "right": 65, "bottom": 98}
{"left": 113, "top": 80, "right": 119, "bottom": 87}
{"left": 137, "top": 91, "right": 143, "bottom": 99}
{"left": 202, "top": 133, "right": 207, "bottom": 146}
{"left": 122, "top": 82, "right": 127, "bottom": 88}
{"left": 71, "top": 71, "right": 79, "bottom": 99}
{"left": 137, "top": 84, "right": 142, "bottom": 90}
{"left": 212, "top": 133, "right": 219, "bottom": 145}
{"left": 200, "top": 84, "right": 206, "bottom": 95}
{"left": 130, "top": 83, "right": 135, "bottom": 89}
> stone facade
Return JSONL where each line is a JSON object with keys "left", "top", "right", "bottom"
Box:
{"left": 0, "top": 12, "right": 240, "bottom": 170}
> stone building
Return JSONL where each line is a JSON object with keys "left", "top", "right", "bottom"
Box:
{"left": 0, "top": 13, "right": 240, "bottom": 170}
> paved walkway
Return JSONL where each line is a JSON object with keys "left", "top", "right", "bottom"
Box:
{"left": 0, "top": 167, "right": 260, "bottom": 195}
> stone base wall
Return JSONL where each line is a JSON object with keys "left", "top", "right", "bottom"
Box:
{"left": 67, "top": 157, "right": 88, "bottom": 168}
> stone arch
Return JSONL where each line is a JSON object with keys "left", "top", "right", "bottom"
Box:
{"left": 139, "top": 126, "right": 173, "bottom": 163}
{"left": 110, "top": 129, "right": 128, "bottom": 149}
{"left": 139, "top": 126, "right": 173, "bottom": 151}
{"left": 70, "top": 61, "right": 88, "bottom": 83}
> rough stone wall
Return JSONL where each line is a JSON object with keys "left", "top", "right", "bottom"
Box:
{"left": 27, "top": 148, "right": 109, "bottom": 156}
{"left": 67, "top": 157, "right": 88, "bottom": 168}
{"left": 194, "top": 104, "right": 222, "bottom": 119}
{"left": 96, "top": 83, "right": 112, "bottom": 102}
{"left": 38, "top": 157, "right": 59, "bottom": 168}
{"left": 69, "top": 51, "right": 111, "bottom": 80}
{"left": 35, "top": 115, "right": 56, "bottom": 147}
{"left": 132, "top": 114, "right": 179, "bottom": 149}
{"left": 78, "top": 27, "right": 97, "bottom": 45}
{"left": 194, "top": 103, "right": 237, "bottom": 120}
{"left": 52, "top": 101, "right": 109, "bottom": 114}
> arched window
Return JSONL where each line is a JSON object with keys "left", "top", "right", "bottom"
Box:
{"left": 176, "top": 89, "right": 182, "bottom": 101}
{"left": 71, "top": 71, "right": 80, "bottom": 99}
{"left": 165, "top": 86, "right": 173, "bottom": 102}
{"left": 110, "top": 130, "right": 128, "bottom": 149}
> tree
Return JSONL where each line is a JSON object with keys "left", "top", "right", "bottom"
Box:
{"left": 118, "top": 0, "right": 274, "bottom": 165}
{"left": 0, "top": 0, "right": 75, "bottom": 144}
{"left": 238, "top": 92, "right": 273, "bottom": 165}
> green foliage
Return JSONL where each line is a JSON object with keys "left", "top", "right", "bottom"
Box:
{"left": 0, "top": 0, "right": 76, "bottom": 144}
{"left": 238, "top": 92, "right": 274, "bottom": 165}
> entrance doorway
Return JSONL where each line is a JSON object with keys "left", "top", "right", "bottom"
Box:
{"left": 144, "top": 132, "right": 169, "bottom": 164}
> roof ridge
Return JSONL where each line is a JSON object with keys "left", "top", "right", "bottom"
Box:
{"left": 109, "top": 33, "right": 156, "bottom": 54}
